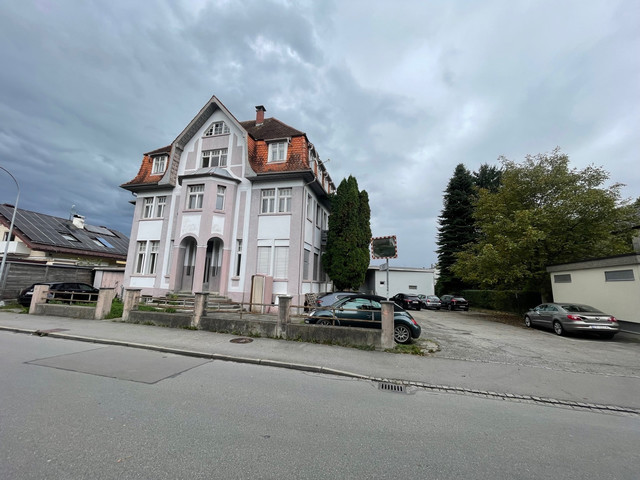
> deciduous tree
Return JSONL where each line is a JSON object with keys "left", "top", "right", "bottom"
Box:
{"left": 452, "top": 149, "right": 638, "bottom": 297}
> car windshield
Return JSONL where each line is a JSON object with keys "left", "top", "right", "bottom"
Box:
{"left": 560, "top": 304, "right": 601, "bottom": 313}
{"left": 427, "top": 296, "right": 439, "bottom": 300}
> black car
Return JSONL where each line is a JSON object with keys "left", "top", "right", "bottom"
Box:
{"left": 18, "top": 282, "right": 99, "bottom": 307}
{"left": 305, "top": 294, "right": 422, "bottom": 344}
{"left": 391, "top": 293, "right": 422, "bottom": 311}
{"left": 440, "top": 295, "right": 469, "bottom": 311}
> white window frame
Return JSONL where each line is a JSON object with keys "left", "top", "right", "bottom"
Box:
{"left": 234, "top": 239, "right": 242, "bottom": 277}
{"left": 152, "top": 156, "right": 167, "bottom": 175}
{"left": 187, "top": 184, "right": 204, "bottom": 210}
{"left": 604, "top": 270, "right": 635, "bottom": 282}
{"left": 155, "top": 196, "right": 166, "bottom": 218}
{"left": 274, "top": 246, "right": 289, "bottom": 279}
{"left": 202, "top": 148, "right": 228, "bottom": 168}
{"left": 143, "top": 197, "right": 154, "bottom": 219}
{"left": 135, "top": 241, "right": 147, "bottom": 274}
{"left": 135, "top": 240, "right": 160, "bottom": 275}
{"left": 147, "top": 241, "right": 159, "bottom": 274}
{"left": 278, "top": 188, "right": 291, "bottom": 213}
{"left": 216, "top": 185, "right": 226, "bottom": 211}
{"left": 204, "top": 121, "right": 230, "bottom": 136}
{"left": 268, "top": 141, "right": 287, "bottom": 163}
{"left": 306, "top": 193, "right": 313, "bottom": 220}
{"left": 303, "top": 249, "right": 310, "bottom": 280}
{"left": 257, "top": 246, "right": 271, "bottom": 275}
{"left": 261, "top": 189, "right": 276, "bottom": 214}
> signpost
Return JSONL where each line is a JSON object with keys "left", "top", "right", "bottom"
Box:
{"left": 371, "top": 236, "right": 397, "bottom": 300}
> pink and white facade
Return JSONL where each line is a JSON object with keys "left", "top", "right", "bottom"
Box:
{"left": 121, "top": 95, "right": 334, "bottom": 305}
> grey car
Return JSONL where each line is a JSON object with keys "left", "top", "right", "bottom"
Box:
{"left": 524, "top": 303, "right": 619, "bottom": 339}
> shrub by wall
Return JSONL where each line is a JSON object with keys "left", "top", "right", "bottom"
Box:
{"left": 462, "top": 290, "right": 541, "bottom": 315}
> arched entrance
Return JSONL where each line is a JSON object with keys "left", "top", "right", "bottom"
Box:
{"left": 177, "top": 236, "right": 197, "bottom": 292}
{"left": 203, "top": 237, "right": 223, "bottom": 293}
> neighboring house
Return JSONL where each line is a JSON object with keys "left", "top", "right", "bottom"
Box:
{"left": 547, "top": 253, "right": 640, "bottom": 332}
{"left": 120, "top": 95, "right": 335, "bottom": 306}
{"left": 0, "top": 204, "right": 129, "bottom": 266}
{"left": 363, "top": 266, "right": 436, "bottom": 299}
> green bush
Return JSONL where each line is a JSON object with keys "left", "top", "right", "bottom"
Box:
{"left": 461, "top": 290, "right": 541, "bottom": 315}
{"left": 105, "top": 298, "right": 124, "bottom": 319}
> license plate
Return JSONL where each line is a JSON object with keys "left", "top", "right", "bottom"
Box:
{"left": 590, "top": 325, "right": 609, "bottom": 329}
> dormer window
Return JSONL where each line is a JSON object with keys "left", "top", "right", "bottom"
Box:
{"left": 268, "top": 140, "right": 288, "bottom": 163}
{"left": 204, "top": 121, "right": 230, "bottom": 136}
{"left": 202, "top": 148, "right": 228, "bottom": 168}
{"left": 152, "top": 156, "right": 167, "bottom": 175}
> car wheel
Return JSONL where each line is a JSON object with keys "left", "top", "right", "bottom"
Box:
{"left": 524, "top": 315, "right": 532, "bottom": 328}
{"left": 448, "top": 304, "right": 453, "bottom": 311}
{"left": 416, "top": 305, "right": 421, "bottom": 311}
{"left": 436, "top": 307, "right": 440, "bottom": 310}
{"left": 553, "top": 320, "right": 565, "bottom": 336}
{"left": 394, "top": 324, "right": 412, "bottom": 344}
{"left": 463, "top": 307, "right": 468, "bottom": 311}
{"left": 316, "top": 318, "right": 333, "bottom": 326}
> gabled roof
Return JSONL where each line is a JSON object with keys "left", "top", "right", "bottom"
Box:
{"left": 240, "top": 117, "right": 305, "bottom": 141}
{"left": 0, "top": 204, "right": 129, "bottom": 260}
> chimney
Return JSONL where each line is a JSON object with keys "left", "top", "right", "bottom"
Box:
{"left": 255, "top": 105, "right": 266, "bottom": 125}
{"left": 72, "top": 214, "right": 85, "bottom": 229}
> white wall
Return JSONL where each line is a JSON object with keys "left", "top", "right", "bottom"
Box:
{"left": 371, "top": 268, "right": 435, "bottom": 298}
{"left": 550, "top": 264, "right": 640, "bottom": 324}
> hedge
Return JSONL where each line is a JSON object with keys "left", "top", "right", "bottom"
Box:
{"left": 461, "top": 290, "right": 542, "bottom": 315}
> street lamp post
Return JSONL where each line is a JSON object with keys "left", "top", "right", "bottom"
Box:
{"left": 0, "top": 166, "right": 20, "bottom": 301}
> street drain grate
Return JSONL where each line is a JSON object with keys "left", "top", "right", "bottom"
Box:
{"left": 229, "top": 337, "right": 253, "bottom": 344}
{"left": 378, "top": 382, "right": 406, "bottom": 393}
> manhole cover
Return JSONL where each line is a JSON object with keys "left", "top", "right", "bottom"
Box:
{"left": 230, "top": 337, "right": 253, "bottom": 344}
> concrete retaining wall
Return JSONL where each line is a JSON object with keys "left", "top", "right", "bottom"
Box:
{"left": 287, "top": 323, "right": 381, "bottom": 348}
{"left": 35, "top": 303, "right": 96, "bottom": 320}
{"left": 127, "top": 311, "right": 191, "bottom": 328}
{"left": 123, "top": 311, "right": 380, "bottom": 348}
{"left": 200, "top": 316, "right": 278, "bottom": 337}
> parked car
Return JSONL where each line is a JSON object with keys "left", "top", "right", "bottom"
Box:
{"left": 18, "top": 282, "right": 99, "bottom": 307}
{"left": 418, "top": 294, "right": 441, "bottom": 310}
{"left": 305, "top": 294, "right": 422, "bottom": 344}
{"left": 440, "top": 295, "right": 469, "bottom": 311}
{"left": 391, "top": 293, "right": 422, "bottom": 311}
{"left": 314, "top": 291, "right": 359, "bottom": 308}
{"left": 524, "top": 303, "right": 619, "bottom": 339}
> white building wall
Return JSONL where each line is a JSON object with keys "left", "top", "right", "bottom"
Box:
{"left": 370, "top": 268, "right": 436, "bottom": 298}
{"left": 550, "top": 265, "right": 640, "bottom": 324}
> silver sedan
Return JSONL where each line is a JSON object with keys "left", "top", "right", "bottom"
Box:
{"left": 524, "top": 303, "right": 619, "bottom": 339}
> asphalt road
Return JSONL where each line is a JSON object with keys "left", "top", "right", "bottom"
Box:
{"left": 412, "top": 308, "right": 640, "bottom": 378}
{"left": 1, "top": 332, "right": 639, "bottom": 480}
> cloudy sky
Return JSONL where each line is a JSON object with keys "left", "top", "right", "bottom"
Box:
{"left": 1, "top": 0, "right": 638, "bottom": 268}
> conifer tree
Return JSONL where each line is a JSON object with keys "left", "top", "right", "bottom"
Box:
{"left": 436, "top": 164, "right": 476, "bottom": 294}
{"left": 323, "top": 176, "right": 372, "bottom": 290}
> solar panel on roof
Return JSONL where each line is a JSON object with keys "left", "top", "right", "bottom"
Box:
{"left": 85, "top": 224, "right": 114, "bottom": 236}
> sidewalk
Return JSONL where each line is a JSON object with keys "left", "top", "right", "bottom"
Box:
{"left": 1, "top": 311, "right": 639, "bottom": 414}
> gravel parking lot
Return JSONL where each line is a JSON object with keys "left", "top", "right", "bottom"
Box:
{"left": 413, "top": 308, "right": 640, "bottom": 378}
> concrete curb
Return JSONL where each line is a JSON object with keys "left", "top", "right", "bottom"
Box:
{"left": 2, "top": 325, "right": 638, "bottom": 416}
